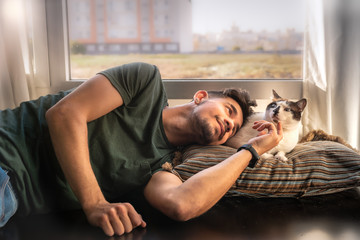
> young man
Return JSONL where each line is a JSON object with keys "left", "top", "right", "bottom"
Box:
{"left": 0, "top": 62, "right": 283, "bottom": 236}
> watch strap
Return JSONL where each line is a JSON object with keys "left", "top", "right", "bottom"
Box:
{"left": 237, "top": 144, "right": 260, "bottom": 168}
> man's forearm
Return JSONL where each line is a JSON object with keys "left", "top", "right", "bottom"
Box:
{"left": 46, "top": 107, "right": 106, "bottom": 210}
{"left": 176, "top": 150, "right": 252, "bottom": 218}
{"left": 145, "top": 149, "right": 252, "bottom": 221}
{"left": 145, "top": 120, "right": 283, "bottom": 221}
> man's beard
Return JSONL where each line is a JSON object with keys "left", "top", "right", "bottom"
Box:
{"left": 190, "top": 111, "right": 215, "bottom": 145}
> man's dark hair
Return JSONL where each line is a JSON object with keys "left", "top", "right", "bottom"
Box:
{"left": 207, "top": 88, "right": 257, "bottom": 125}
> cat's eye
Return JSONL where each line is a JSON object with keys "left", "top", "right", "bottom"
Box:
{"left": 270, "top": 103, "right": 277, "bottom": 108}
{"left": 284, "top": 108, "right": 291, "bottom": 112}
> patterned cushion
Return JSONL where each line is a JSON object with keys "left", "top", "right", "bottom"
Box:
{"left": 173, "top": 141, "right": 360, "bottom": 197}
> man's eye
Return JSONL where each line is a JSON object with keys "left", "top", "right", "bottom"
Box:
{"left": 227, "top": 107, "right": 232, "bottom": 114}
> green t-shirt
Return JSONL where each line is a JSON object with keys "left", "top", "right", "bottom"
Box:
{"left": 0, "top": 62, "right": 175, "bottom": 215}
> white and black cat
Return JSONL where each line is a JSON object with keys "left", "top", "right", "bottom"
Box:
{"left": 225, "top": 90, "right": 307, "bottom": 161}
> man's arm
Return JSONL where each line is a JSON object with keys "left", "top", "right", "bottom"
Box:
{"left": 46, "top": 74, "right": 146, "bottom": 236}
{"left": 144, "top": 121, "right": 283, "bottom": 221}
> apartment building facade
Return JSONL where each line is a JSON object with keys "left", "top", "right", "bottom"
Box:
{"left": 67, "top": 0, "right": 193, "bottom": 54}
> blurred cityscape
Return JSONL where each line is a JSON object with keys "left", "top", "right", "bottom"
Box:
{"left": 68, "top": 0, "right": 302, "bottom": 55}
{"left": 194, "top": 25, "right": 302, "bottom": 53}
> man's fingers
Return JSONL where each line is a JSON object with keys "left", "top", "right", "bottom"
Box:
{"left": 125, "top": 203, "right": 147, "bottom": 228}
{"left": 140, "top": 218, "right": 147, "bottom": 228}
{"left": 253, "top": 120, "right": 281, "bottom": 135}
{"left": 257, "top": 130, "right": 267, "bottom": 136}
{"left": 99, "top": 214, "right": 115, "bottom": 237}
{"left": 108, "top": 208, "right": 126, "bottom": 235}
{"left": 277, "top": 121, "right": 283, "bottom": 136}
{"left": 116, "top": 205, "right": 133, "bottom": 233}
{"left": 252, "top": 121, "right": 264, "bottom": 130}
{"left": 253, "top": 121, "right": 273, "bottom": 132}
{"left": 86, "top": 202, "right": 146, "bottom": 237}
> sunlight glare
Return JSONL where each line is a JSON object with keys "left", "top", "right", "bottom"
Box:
{"left": 3, "top": 0, "right": 23, "bottom": 24}
{"left": 298, "top": 229, "right": 332, "bottom": 240}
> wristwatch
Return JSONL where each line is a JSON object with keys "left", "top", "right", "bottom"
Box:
{"left": 237, "top": 144, "right": 260, "bottom": 168}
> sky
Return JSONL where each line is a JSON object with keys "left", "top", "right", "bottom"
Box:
{"left": 192, "top": 0, "right": 306, "bottom": 34}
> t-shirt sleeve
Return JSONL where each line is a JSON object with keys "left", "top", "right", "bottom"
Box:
{"left": 97, "top": 62, "right": 161, "bottom": 106}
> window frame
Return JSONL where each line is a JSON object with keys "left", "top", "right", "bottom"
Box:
{"left": 44, "top": 0, "right": 303, "bottom": 99}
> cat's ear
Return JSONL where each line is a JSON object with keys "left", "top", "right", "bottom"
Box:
{"left": 296, "top": 98, "right": 307, "bottom": 111}
{"left": 272, "top": 89, "right": 282, "bottom": 100}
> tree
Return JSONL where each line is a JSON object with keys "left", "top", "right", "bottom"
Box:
{"left": 70, "top": 41, "right": 86, "bottom": 54}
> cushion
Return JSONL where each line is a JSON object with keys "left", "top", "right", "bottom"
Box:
{"left": 172, "top": 141, "right": 360, "bottom": 198}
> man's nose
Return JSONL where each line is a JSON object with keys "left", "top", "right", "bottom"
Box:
{"left": 224, "top": 118, "right": 234, "bottom": 132}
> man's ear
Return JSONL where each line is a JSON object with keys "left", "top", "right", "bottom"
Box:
{"left": 193, "top": 90, "right": 208, "bottom": 104}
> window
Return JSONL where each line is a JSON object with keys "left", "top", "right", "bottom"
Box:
{"left": 46, "top": 0, "right": 304, "bottom": 99}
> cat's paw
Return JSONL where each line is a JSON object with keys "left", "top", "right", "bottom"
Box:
{"left": 261, "top": 153, "right": 274, "bottom": 159}
{"left": 275, "top": 152, "right": 288, "bottom": 161}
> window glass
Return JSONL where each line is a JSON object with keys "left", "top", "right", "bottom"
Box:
{"left": 67, "top": 0, "right": 305, "bottom": 79}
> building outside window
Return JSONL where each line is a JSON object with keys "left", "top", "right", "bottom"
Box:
{"left": 66, "top": 0, "right": 305, "bottom": 82}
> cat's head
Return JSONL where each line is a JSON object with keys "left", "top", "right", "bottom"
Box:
{"left": 265, "top": 90, "right": 307, "bottom": 127}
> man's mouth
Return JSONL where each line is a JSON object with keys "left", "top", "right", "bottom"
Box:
{"left": 217, "top": 118, "right": 225, "bottom": 140}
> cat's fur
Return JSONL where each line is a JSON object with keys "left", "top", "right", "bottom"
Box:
{"left": 225, "top": 90, "right": 307, "bottom": 161}
{"left": 300, "top": 129, "right": 359, "bottom": 153}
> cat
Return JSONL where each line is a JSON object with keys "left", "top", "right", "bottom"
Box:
{"left": 225, "top": 89, "right": 307, "bottom": 161}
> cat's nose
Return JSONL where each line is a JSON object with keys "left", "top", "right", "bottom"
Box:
{"left": 273, "top": 106, "right": 280, "bottom": 115}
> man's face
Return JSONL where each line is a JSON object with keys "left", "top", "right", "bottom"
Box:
{"left": 190, "top": 97, "right": 243, "bottom": 145}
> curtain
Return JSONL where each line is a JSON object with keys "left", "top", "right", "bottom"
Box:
{"left": 0, "top": 0, "right": 36, "bottom": 110}
{"left": 303, "top": 0, "right": 360, "bottom": 150}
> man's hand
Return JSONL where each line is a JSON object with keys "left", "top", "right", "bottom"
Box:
{"left": 247, "top": 120, "right": 283, "bottom": 155}
{"left": 84, "top": 201, "right": 146, "bottom": 236}
{"left": 46, "top": 74, "right": 147, "bottom": 236}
